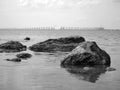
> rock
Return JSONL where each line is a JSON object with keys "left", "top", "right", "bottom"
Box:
{"left": 61, "top": 41, "right": 111, "bottom": 66}
{"left": 29, "top": 36, "right": 85, "bottom": 52}
{"left": 16, "top": 53, "right": 32, "bottom": 59}
{"left": 6, "top": 58, "right": 21, "bottom": 62}
{"left": 0, "top": 41, "right": 27, "bottom": 53}
{"left": 24, "top": 37, "right": 30, "bottom": 41}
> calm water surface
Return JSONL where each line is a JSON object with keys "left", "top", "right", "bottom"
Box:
{"left": 0, "top": 29, "right": 120, "bottom": 90}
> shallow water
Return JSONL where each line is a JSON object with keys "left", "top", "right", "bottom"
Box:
{"left": 0, "top": 29, "right": 120, "bottom": 90}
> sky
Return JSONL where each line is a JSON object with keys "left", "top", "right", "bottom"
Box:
{"left": 0, "top": 0, "right": 120, "bottom": 29}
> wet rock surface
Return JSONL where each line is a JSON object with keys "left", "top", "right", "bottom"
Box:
{"left": 0, "top": 41, "right": 27, "bottom": 53}
{"left": 29, "top": 36, "right": 85, "bottom": 52}
{"left": 61, "top": 41, "right": 111, "bottom": 67}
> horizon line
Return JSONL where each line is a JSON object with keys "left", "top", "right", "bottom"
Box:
{"left": 0, "top": 27, "right": 119, "bottom": 30}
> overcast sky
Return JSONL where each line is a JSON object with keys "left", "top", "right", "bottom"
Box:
{"left": 0, "top": 0, "right": 120, "bottom": 29}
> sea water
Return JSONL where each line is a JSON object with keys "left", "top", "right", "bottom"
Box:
{"left": 0, "top": 29, "right": 120, "bottom": 90}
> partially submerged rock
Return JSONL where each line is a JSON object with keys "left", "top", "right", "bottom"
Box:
{"left": 6, "top": 58, "right": 21, "bottom": 62}
{"left": 61, "top": 41, "right": 111, "bottom": 67}
{"left": 29, "top": 36, "right": 85, "bottom": 52}
{"left": 16, "top": 53, "right": 32, "bottom": 59}
{"left": 24, "top": 37, "right": 30, "bottom": 41}
{"left": 0, "top": 41, "right": 27, "bottom": 53}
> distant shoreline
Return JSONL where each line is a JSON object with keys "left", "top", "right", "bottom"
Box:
{"left": 0, "top": 27, "right": 120, "bottom": 30}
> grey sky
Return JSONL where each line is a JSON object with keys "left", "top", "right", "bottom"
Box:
{"left": 0, "top": 0, "right": 120, "bottom": 29}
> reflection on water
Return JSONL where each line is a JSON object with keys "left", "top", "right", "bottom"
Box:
{"left": 63, "top": 65, "right": 108, "bottom": 83}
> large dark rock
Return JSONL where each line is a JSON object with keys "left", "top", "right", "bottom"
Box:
{"left": 6, "top": 58, "right": 21, "bottom": 62}
{"left": 61, "top": 41, "right": 111, "bottom": 66}
{"left": 0, "top": 41, "right": 27, "bottom": 53}
{"left": 29, "top": 36, "right": 85, "bottom": 52}
{"left": 16, "top": 53, "right": 32, "bottom": 59}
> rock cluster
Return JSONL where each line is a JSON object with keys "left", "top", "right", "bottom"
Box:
{"left": 5, "top": 53, "right": 32, "bottom": 62}
{"left": 0, "top": 37, "right": 111, "bottom": 67}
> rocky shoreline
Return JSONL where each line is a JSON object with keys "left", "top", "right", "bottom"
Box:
{"left": 0, "top": 36, "right": 111, "bottom": 68}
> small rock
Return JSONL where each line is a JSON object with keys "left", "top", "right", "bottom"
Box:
{"left": 6, "top": 58, "right": 21, "bottom": 62}
{"left": 24, "top": 37, "right": 30, "bottom": 41}
{"left": 16, "top": 53, "right": 32, "bottom": 59}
